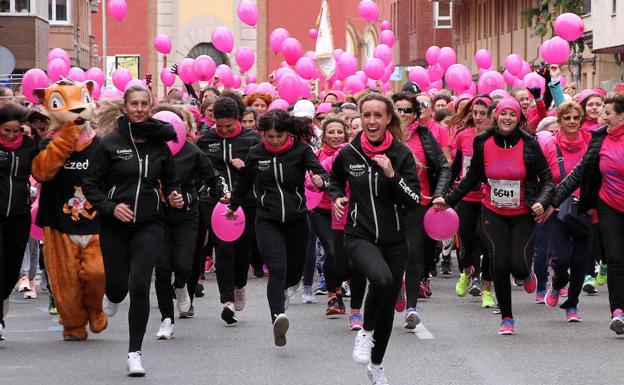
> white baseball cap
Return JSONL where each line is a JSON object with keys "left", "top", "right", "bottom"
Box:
{"left": 292, "top": 99, "right": 315, "bottom": 119}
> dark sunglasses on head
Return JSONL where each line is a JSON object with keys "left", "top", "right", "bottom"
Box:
{"left": 396, "top": 107, "right": 415, "bottom": 114}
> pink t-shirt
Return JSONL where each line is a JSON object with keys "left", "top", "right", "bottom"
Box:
{"left": 599, "top": 135, "right": 624, "bottom": 213}
{"left": 454, "top": 127, "right": 482, "bottom": 203}
{"left": 425, "top": 118, "right": 450, "bottom": 149}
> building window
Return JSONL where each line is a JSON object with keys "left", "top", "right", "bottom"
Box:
{"left": 0, "top": 0, "right": 33, "bottom": 14}
{"left": 433, "top": 1, "right": 452, "bottom": 29}
{"left": 583, "top": 0, "right": 591, "bottom": 14}
{"left": 49, "top": 0, "right": 69, "bottom": 22}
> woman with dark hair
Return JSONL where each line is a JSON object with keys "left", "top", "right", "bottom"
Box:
{"left": 391, "top": 91, "right": 451, "bottom": 328}
{"left": 330, "top": 93, "right": 421, "bottom": 384}
{"left": 241, "top": 107, "right": 258, "bottom": 131}
{"left": 82, "top": 85, "right": 184, "bottom": 376}
{"left": 435, "top": 97, "right": 554, "bottom": 335}
{"left": 546, "top": 93, "right": 624, "bottom": 335}
{"left": 0, "top": 103, "right": 37, "bottom": 341}
{"left": 223, "top": 109, "right": 328, "bottom": 345}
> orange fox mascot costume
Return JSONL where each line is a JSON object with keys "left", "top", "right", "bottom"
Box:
{"left": 31, "top": 79, "right": 107, "bottom": 341}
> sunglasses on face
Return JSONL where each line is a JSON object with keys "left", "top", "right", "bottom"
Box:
{"left": 562, "top": 115, "right": 581, "bottom": 121}
{"left": 396, "top": 108, "right": 415, "bottom": 114}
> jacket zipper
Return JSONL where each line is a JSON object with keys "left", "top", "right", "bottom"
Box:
{"left": 374, "top": 172, "right": 379, "bottom": 196}
{"left": 144, "top": 155, "right": 149, "bottom": 178}
{"left": 351, "top": 202, "right": 358, "bottom": 227}
{"left": 295, "top": 187, "right": 302, "bottom": 210}
{"left": 273, "top": 157, "right": 286, "bottom": 222}
{"left": 186, "top": 192, "right": 192, "bottom": 211}
{"left": 154, "top": 188, "right": 160, "bottom": 211}
{"left": 223, "top": 139, "right": 233, "bottom": 190}
{"left": 108, "top": 185, "right": 117, "bottom": 199}
{"left": 279, "top": 163, "right": 284, "bottom": 183}
{"left": 129, "top": 123, "right": 142, "bottom": 224}
{"left": 6, "top": 152, "right": 14, "bottom": 217}
{"left": 260, "top": 191, "right": 266, "bottom": 207}
{"left": 394, "top": 204, "right": 400, "bottom": 231}
{"left": 349, "top": 144, "right": 380, "bottom": 243}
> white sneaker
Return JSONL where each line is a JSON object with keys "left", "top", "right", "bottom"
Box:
{"left": 0, "top": 322, "right": 4, "bottom": 341}
{"left": 367, "top": 363, "right": 389, "bottom": 385}
{"left": 175, "top": 286, "right": 191, "bottom": 313}
{"left": 156, "top": 318, "right": 174, "bottom": 340}
{"left": 273, "top": 313, "right": 289, "bottom": 347}
{"left": 234, "top": 287, "right": 246, "bottom": 311}
{"left": 17, "top": 276, "right": 30, "bottom": 292}
{"left": 127, "top": 351, "right": 145, "bottom": 377}
{"left": 353, "top": 329, "right": 375, "bottom": 365}
{"left": 23, "top": 280, "right": 37, "bottom": 299}
{"left": 221, "top": 302, "right": 238, "bottom": 326}
{"left": 302, "top": 286, "right": 317, "bottom": 303}
{"left": 102, "top": 296, "right": 119, "bottom": 318}
{"left": 3, "top": 299, "right": 9, "bottom": 318}
{"left": 404, "top": 310, "right": 421, "bottom": 330}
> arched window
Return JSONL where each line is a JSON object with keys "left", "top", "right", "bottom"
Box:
{"left": 346, "top": 24, "right": 357, "bottom": 56}
{"left": 187, "top": 43, "right": 230, "bottom": 66}
{"left": 363, "top": 27, "right": 377, "bottom": 60}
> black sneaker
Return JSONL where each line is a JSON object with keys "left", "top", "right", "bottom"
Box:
{"left": 195, "top": 282, "right": 205, "bottom": 298}
{"left": 440, "top": 258, "right": 452, "bottom": 275}
{"left": 469, "top": 278, "right": 483, "bottom": 296}
{"left": 221, "top": 303, "right": 238, "bottom": 326}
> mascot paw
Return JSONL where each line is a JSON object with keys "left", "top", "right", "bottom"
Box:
{"left": 62, "top": 327, "right": 88, "bottom": 341}
{"left": 89, "top": 311, "right": 108, "bottom": 334}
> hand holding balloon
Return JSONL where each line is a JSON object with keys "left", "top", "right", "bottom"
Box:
{"left": 432, "top": 197, "right": 449, "bottom": 211}
{"left": 220, "top": 193, "right": 231, "bottom": 204}
{"left": 223, "top": 208, "right": 238, "bottom": 221}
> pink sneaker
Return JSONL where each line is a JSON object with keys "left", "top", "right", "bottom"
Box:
{"left": 395, "top": 281, "right": 406, "bottom": 312}
{"left": 498, "top": 318, "right": 515, "bottom": 335}
{"left": 610, "top": 308, "right": 624, "bottom": 335}
{"left": 535, "top": 291, "right": 546, "bottom": 304}
{"left": 566, "top": 308, "right": 582, "bottom": 322}
{"left": 349, "top": 310, "right": 363, "bottom": 331}
{"left": 560, "top": 287, "right": 569, "bottom": 297}
{"left": 545, "top": 288, "right": 560, "bottom": 308}
{"left": 523, "top": 274, "right": 537, "bottom": 294}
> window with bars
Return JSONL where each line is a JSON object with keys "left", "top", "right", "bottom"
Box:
{"left": 433, "top": 1, "right": 452, "bottom": 29}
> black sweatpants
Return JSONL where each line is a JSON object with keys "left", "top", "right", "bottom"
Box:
{"left": 345, "top": 237, "right": 408, "bottom": 365}
{"left": 99, "top": 220, "right": 163, "bottom": 352}
{"left": 255, "top": 215, "right": 310, "bottom": 321}
{"left": 303, "top": 213, "right": 319, "bottom": 288}
{"left": 547, "top": 215, "right": 591, "bottom": 309}
{"left": 405, "top": 206, "right": 435, "bottom": 309}
{"left": 586, "top": 223, "right": 607, "bottom": 277}
{"left": 188, "top": 201, "right": 214, "bottom": 302}
{"left": 334, "top": 230, "right": 366, "bottom": 309}
{"left": 0, "top": 215, "right": 30, "bottom": 326}
{"left": 214, "top": 204, "right": 255, "bottom": 304}
{"left": 481, "top": 207, "right": 535, "bottom": 319}
{"left": 155, "top": 218, "right": 198, "bottom": 322}
{"left": 310, "top": 209, "right": 338, "bottom": 293}
{"left": 597, "top": 199, "right": 624, "bottom": 314}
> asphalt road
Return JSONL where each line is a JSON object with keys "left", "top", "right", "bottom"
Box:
{"left": 1, "top": 269, "right": 621, "bottom": 385}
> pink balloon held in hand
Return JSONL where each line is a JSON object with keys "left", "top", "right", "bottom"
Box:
{"left": 211, "top": 203, "right": 246, "bottom": 242}
{"left": 160, "top": 68, "right": 176, "bottom": 87}
{"left": 423, "top": 207, "right": 460, "bottom": 241}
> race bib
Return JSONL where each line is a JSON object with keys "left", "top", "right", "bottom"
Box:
{"left": 488, "top": 179, "right": 521, "bottom": 208}
{"left": 462, "top": 155, "right": 472, "bottom": 178}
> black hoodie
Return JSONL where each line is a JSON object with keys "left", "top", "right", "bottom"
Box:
{"left": 82, "top": 116, "right": 180, "bottom": 224}
{"left": 0, "top": 135, "right": 36, "bottom": 218}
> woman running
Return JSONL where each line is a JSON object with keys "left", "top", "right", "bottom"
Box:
{"left": 329, "top": 93, "right": 421, "bottom": 384}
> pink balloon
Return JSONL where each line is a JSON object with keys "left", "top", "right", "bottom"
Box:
{"left": 67, "top": 67, "right": 86, "bottom": 82}
{"left": 541, "top": 36, "right": 570, "bottom": 65}
{"left": 408, "top": 66, "right": 430, "bottom": 89}
{"left": 112, "top": 68, "right": 132, "bottom": 91}
{"left": 332, "top": 80, "right": 343, "bottom": 91}
{"left": 305, "top": 189, "right": 323, "bottom": 210}
{"left": 344, "top": 75, "right": 366, "bottom": 94}
{"left": 245, "top": 74, "right": 257, "bottom": 84}
{"left": 478, "top": 71, "right": 505, "bottom": 94}
{"left": 383, "top": 82, "right": 393, "bottom": 93}
{"left": 445, "top": 64, "right": 472, "bottom": 93}
{"left": 30, "top": 206, "right": 43, "bottom": 241}
{"left": 235, "top": 46, "right": 255, "bottom": 74}
{"left": 22, "top": 69, "right": 49, "bottom": 104}
{"left": 275, "top": 67, "right": 295, "bottom": 83}
{"left": 380, "top": 62, "right": 394, "bottom": 84}
{"left": 237, "top": 0, "right": 258, "bottom": 27}
{"left": 380, "top": 20, "right": 392, "bottom": 31}
{"left": 108, "top": 0, "right": 127, "bottom": 22}
{"left": 374, "top": 44, "right": 393, "bottom": 67}
{"left": 504, "top": 54, "right": 523, "bottom": 76}
{"left": 153, "top": 34, "right": 172, "bottom": 54}
{"left": 278, "top": 73, "right": 300, "bottom": 104}
{"left": 424, "top": 207, "right": 459, "bottom": 241}
{"left": 438, "top": 47, "right": 457, "bottom": 70}
{"left": 426, "top": 46, "right": 441, "bottom": 65}
{"left": 270, "top": 28, "right": 290, "bottom": 54}
{"left": 244, "top": 83, "right": 257, "bottom": 94}
{"left": 232, "top": 75, "right": 242, "bottom": 89}
{"left": 212, "top": 27, "right": 234, "bottom": 53}
{"left": 101, "top": 88, "right": 123, "bottom": 100}
{"left": 466, "top": 82, "right": 477, "bottom": 96}
{"left": 554, "top": 13, "right": 584, "bottom": 41}
{"left": 379, "top": 30, "right": 396, "bottom": 48}
{"left": 268, "top": 98, "right": 289, "bottom": 111}
{"left": 308, "top": 29, "right": 318, "bottom": 40}
{"left": 257, "top": 82, "right": 276, "bottom": 96}
{"left": 503, "top": 70, "right": 517, "bottom": 86}
{"left": 518, "top": 61, "right": 532, "bottom": 79}
{"left": 124, "top": 79, "right": 147, "bottom": 92}
{"left": 474, "top": 49, "right": 492, "bottom": 69}
{"left": 211, "top": 203, "right": 246, "bottom": 242}
{"left": 513, "top": 78, "right": 525, "bottom": 88}
{"left": 299, "top": 80, "right": 311, "bottom": 98}
{"left": 367, "top": 79, "right": 378, "bottom": 89}
{"left": 334, "top": 49, "right": 344, "bottom": 60}
{"left": 193, "top": 55, "right": 217, "bottom": 81}
{"left": 86, "top": 67, "right": 105, "bottom": 86}
{"left": 364, "top": 58, "right": 385, "bottom": 80}
{"left": 160, "top": 68, "right": 175, "bottom": 87}
{"left": 153, "top": 111, "right": 186, "bottom": 156}
{"left": 523, "top": 72, "right": 546, "bottom": 95}
{"left": 47, "top": 58, "right": 69, "bottom": 82}
{"left": 48, "top": 48, "right": 71, "bottom": 69}
{"left": 356, "top": 71, "right": 368, "bottom": 85}
{"left": 295, "top": 57, "right": 318, "bottom": 80}
{"left": 430, "top": 80, "right": 443, "bottom": 90}
{"left": 281, "top": 38, "right": 303, "bottom": 66}
{"left": 358, "top": 0, "right": 379, "bottom": 22}
{"left": 427, "top": 63, "right": 445, "bottom": 81}
{"left": 90, "top": 82, "right": 102, "bottom": 101}
{"left": 178, "top": 58, "right": 197, "bottom": 84}
{"left": 216, "top": 64, "right": 234, "bottom": 88}
{"left": 337, "top": 52, "right": 358, "bottom": 78}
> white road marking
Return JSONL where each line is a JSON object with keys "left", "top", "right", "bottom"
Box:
{"left": 414, "top": 324, "right": 434, "bottom": 339}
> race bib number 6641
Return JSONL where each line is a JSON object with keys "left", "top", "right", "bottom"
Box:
{"left": 488, "top": 179, "right": 521, "bottom": 208}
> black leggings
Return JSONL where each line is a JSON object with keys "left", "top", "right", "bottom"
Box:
{"left": 188, "top": 201, "right": 214, "bottom": 302}
{"left": 345, "top": 237, "right": 408, "bottom": 365}
{"left": 597, "top": 199, "right": 624, "bottom": 314}
{"left": 586, "top": 223, "right": 607, "bottom": 277}
{"left": 0, "top": 215, "right": 30, "bottom": 326}
{"left": 155, "top": 218, "right": 198, "bottom": 322}
{"left": 457, "top": 200, "right": 492, "bottom": 281}
{"left": 99, "top": 220, "right": 162, "bottom": 352}
{"left": 481, "top": 207, "right": 535, "bottom": 319}
{"left": 310, "top": 209, "right": 338, "bottom": 294}
{"left": 333, "top": 230, "right": 366, "bottom": 309}
{"left": 214, "top": 205, "right": 255, "bottom": 304}
{"left": 303, "top": 213, "right": 319, "bottom": 288}
{"left": 255, "top": 215, "right": 310, "bottom": 321}
{"left": 405, "top": 206, "right": 435, "bottom": 309}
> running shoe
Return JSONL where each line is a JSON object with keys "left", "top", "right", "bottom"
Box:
{"left": 582, "top": 275, "right": 598, "bottom": 295}
{"left": 455, "top": 272, "right": 471, "bottom": 297}
{"left": 326, "top": 297, "right": 343, "bottom": 316}
{"left": 498, "top": 318, "right": 515, "bottom": 335}
{"left": 102, "top": 295, "right": 119, "bottom": 318}
{"left": 545, "top": 288, "right": 560, "bottom": 308}
{"left": 395, "top": 283, "right": 406, "bottom": 312}
{"left": 404, "top": 308, "right": 421, "bottom": 330}
{"left": 610, "top": 309, "right": 624, "bottom": 335}
{"left": 314, "top": 275, "right": 328, "bottom": 295}
{"left": 560, "top": 287, "right": 569, "bottom": 297}
{"left": 302, "top": 285, "right": 317, "bottom": 304}
{"left": 48, "top": 296, "right": 58, "bottom": 315}
{"left": 523, "top": 273, "right": 537, "bottom": 294}
{"left": 179, "top": 305, "right": 194, "bottom": 319}
{"left": 493, "top": 305, "right": 501, "bottom": 315}
{"left": 273, "top": 313, "right": 289, "bottom": 346}
{"left": 175, "top": 285, "right": 191, "bottom": 313}
{"left": 535, "top": 290, "right": 546, "bottom": 304}
{"left": 440, "top": 256, "right": 452, "bottom": 275}
{"left": 23, "top": 280, "right": 37, "bottom": 299}
{"left": 221, "top": 302, "right": 238, "bottom": 326}
{"left": 512, "top": 278, "right": 524, "bottom": 287}
{"left": 195, "top": 281, "right": 205, "bottom": 297}
{"left": 350, "top": 311, "right": 363, "bottom": 331}
{"left": 419, "top": 276, "right": 432, "bottom": 298}
{"left": 156, "top": 318, "right": 175, "bottom": 340}
{"left": 127, "top": 351, "right": 145, "bottom": 377}
{"left": 234, "top": 287, "right": 246, "bottom": 311}
{"left": 342, "top": 281, "right": 352, "bottom": 297}
{"left": 482, "top": 290, "right": 496, "bottom": 308}
{"left": 596, "top": 264, "right": 608, "bottom": 286}
{"left": 469, "top": 278, "right": 483, "bottom": 297}
{"left": 337, "top": 295, "right": 346, "bottom": 313}
{"left": 17, "top": 276, "right": 29, "bottom": 292}
{"left": 367, "top": 364, "right": 389, "bottom": 385}
{"left": 353, "top": 329, "right": 375, "bottom": 365}
{"left": 285, "top": 282, "right": 301, "bottom": 309}
{"left": 566, "top": 308, "right": 582, "bottom": 322}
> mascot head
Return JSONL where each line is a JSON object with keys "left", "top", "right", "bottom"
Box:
{"left": 33, "top": 79, "right": 96, "bottom": 132}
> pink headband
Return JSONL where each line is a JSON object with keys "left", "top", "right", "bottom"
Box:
{"left": 471, "top": 97, "right": 492, "bottom": 109}
{"left": 495, "top": 98, "right": 521, "bottom": 119}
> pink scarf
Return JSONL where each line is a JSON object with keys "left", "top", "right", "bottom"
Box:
{"left": 360, "top": 130, "right": 393, "bottom": 158}
{"left": 264, "top": 134, "right": 294, "bottom": 155}
{"left": 608, "top": 123, "right": 624, "bottom": 141}
{"left": 320, "top": 143, "right": 339, "bottom": 158}
{"left": 406, "top": 121, "right": 419, "bottom": 134}
{"left": 554, "top": 130, "right": 588, "bottom": 153}
{"left": 216, "top": 121, "right": 242, "bottom": 139}
{"left": 0, "top": 133, "right": 23, "bottom": 151}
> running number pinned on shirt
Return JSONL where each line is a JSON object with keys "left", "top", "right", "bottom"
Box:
{"left": 488, "top": 179, "right": 521, "bottom": 208}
